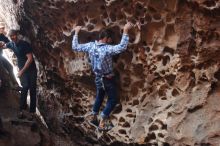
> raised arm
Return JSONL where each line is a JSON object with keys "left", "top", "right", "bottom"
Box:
{"left": 72, "top": 26, "right": 91, "bottom": 52}
{"left": 107, "top": 22, "right": 134, "bottom": 55}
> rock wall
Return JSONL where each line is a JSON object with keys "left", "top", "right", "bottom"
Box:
{"left": 0, "top": 0, "right": 220, "bottom": 145}
{"left": 0, "top": 58, "right": 55, "bottom": 146}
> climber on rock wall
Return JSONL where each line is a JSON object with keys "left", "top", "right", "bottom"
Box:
{"left": 0, "top": 29, "right": 37, "bottom": 120}
{"left": 72, "top": 22, "right": 136, "bottom": 130}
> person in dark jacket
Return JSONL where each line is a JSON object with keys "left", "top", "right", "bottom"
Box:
{"left": 0, "top": 29, "right": 37, "bottom": 120}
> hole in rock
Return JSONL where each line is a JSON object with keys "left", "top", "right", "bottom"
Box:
{"left": 118, "top": 129, "right": 127, "bottom": 135}
{"left": 161, "top": 97, "right": 167, "bottom": 100}
{"left": 147, "top": 132, "right": 156, "bottom": 140}
{"left": 132, "top": 99, "right": 139, "bottom": 106}
{"left": 148, "top": 6, "right": 157, "bottom": 13}
{"left": 148, "top": 118, "right": 153, "bottom": 124}
{"left": 163, "top": 46, "right": 174, "bottom": 56}
{"left": 109, "top": 12, "right": 116, "bottom": 22}
{"left": 149, "top": 124, "right": 159, "bottom": 131}
{"left": 162, "top": 55, "right": 170, "bottom": 66}
{"left": 126, "top": 113, "right": 136, "bottom": 118}
{"left": 12, "top": 0, "right": 19, "bottom": 4}
{"left": 122, "top": 121, "right": 130, "bottom": 128}
{"left": 214, "top": 69, "right": 220, "bottom": 80}
{"left": 140, "top": 94, "right": 147, "bottom": 103}
{"left": 172, "top": 88, "right": 179, "bottom": 96}
{"left": 165, "top": 74, "right": 176, "bottom": 85}
{"left": 153, "top": 13, "right": 161, "bottom": 20}
{"left": 135, "top": 2, "right": 144, "bottom": 10}
{"left": 126, "top": 108, "right": 132, "bottom": 113}
{"left": 139, "top": 18, "right": 145, "bottom": 25}
{"left": 163, "top": 142, "right": 170, "bottom": 146}
{"left": 87, "top": 24, "right": 94, "bottom": 31}
{"left": 146, "top": 47, "right": 151, "bottom": 52}
{"left": 157, "top": 55, "right": 163, "bottom": 61}
{"left": 203, "top": 1, "right": 216, "bottom": 7}
{"left": 119, "top": 117, "right": 126, "bottom": 122}
{"left": 158, "top": 133, "right": 164, "bottom": 138}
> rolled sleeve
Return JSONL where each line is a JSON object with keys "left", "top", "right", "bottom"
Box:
{"left": 107, "top": 34, "right": 129, "bottom": 55}
{"left": 72, "top": 35, "right": 91, "bottom": 52}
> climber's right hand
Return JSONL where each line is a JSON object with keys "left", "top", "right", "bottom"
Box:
{"left": 74, "top": 26, "right": 82, "bottom": 35}
{"left": 123, "top": 22, "right": 134, "bottom": 34}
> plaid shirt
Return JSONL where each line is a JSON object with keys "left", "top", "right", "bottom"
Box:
{"left": 72, "top": 34, "right": 129, "bottom": 76}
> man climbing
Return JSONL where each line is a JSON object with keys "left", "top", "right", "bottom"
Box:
{"left": 72, "top": 22, "right": 134, "bottom": 130}
{"left": 0, "top": 30, "right": 37, "bottom": 120}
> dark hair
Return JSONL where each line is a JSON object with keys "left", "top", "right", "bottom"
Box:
{"left": 8, "top": 29, "right": 18, "bottom": 36}
{"left": 99, "top": 29, "right": 113, "bottom": 40}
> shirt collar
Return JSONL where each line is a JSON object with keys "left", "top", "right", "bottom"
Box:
{"left": 95, "top": 40, "right": 107, "bottom": 46}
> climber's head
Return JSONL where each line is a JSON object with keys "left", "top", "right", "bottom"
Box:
{"left": 99, "top": 29, "right": 113, "bottom": 44}
{"left": 8, "top": 29, "right": 18, "bottom": 42}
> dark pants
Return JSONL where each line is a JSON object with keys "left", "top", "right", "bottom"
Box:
{"left": 93, "top": 76, "right": 118, "bottom": 118}
{"left": 20, "top": 68, "right": 37, "bottom": 113}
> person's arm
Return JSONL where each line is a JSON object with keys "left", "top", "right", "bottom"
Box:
{"left": 0, "top": 41, "right": 11, "bottom": 49}
{"left": 0, "top": 33, "right": 9, "bottom": 43}
{"left": 107, "top": 22, "right": 133, "bottom": 55}
{"left": 72, "top": 26, "right": 91, "bottom": 52}
{"left": 2, "top": 35, "right": 9, "bottom": 43}
{"left": 18, "top": 53, "right": 33, "bottom": 77}
{"left": 0, "top": 41, "right": 6, "bottom": 49}
{"left": 17, "top": 42, "right": 34, "bottom": 78}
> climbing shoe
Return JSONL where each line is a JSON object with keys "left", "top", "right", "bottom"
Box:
{"left": 99, "top": 117, "right": 113, "bottom": 131}
{"left": 85, "top": 113, "right": 99, "bottom": 126}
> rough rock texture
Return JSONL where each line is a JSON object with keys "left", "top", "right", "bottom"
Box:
{"left": 0, "top": 0, "right": 220, "bottom": 145}
{"left": 0, "top": 60, "right": 55, "bottom": 146}
{"left": 0, "top": 57, "right": 82, "bottom": 146}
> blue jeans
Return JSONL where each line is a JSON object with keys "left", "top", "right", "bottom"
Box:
{"left": 93, "top": 76, "right": 118, "bottom": 118}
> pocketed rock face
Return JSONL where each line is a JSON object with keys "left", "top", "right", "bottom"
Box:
{"left": 0, "top": 0, "right": 220, "bottom": 145}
